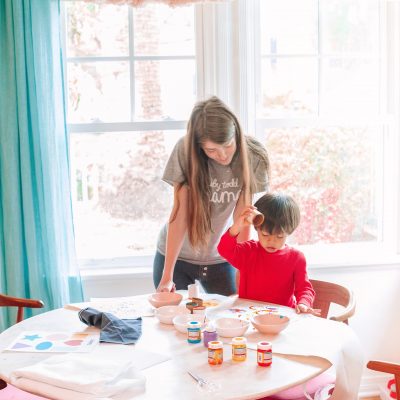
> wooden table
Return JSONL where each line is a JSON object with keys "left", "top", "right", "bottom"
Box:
{"left": 0, "top": 295, "right": 333, "bottom": 400}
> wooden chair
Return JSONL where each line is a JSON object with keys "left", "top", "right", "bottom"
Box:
{"left": 0, "top": 293, "right": 44, "bottom": 324}
{"left": 310, "top": 279, "right": 356, "bottom": 325}
{"left": 367, "top": 360, "right": 400, "bottom": 399}
{"left": 0, "top": 294, "right": 47, "bottom": 398}
{"left": 265, "top": 279, "right": 356, "bottom": 400}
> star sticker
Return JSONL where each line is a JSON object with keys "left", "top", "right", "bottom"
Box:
{"left": 23, "top": 334, "right": 42, "bottom": 341}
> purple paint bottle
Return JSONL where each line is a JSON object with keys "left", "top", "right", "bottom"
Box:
{"left": 203, "top": 324, "right": 218, "bottom": 348}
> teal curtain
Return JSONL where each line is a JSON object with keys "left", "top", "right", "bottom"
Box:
{"left": 0, "top": 0, "right": 84, "bottom": 330}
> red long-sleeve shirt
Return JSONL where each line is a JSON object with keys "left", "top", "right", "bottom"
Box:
{"left": 217, "top": 230, "right": 315, "bottom": 308}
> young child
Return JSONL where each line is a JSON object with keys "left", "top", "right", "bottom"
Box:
{"left": 217, "top": 193, "right": 320, "bottom": 315}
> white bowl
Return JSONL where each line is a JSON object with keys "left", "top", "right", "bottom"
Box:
{"left": 251, "top": 313, "right": 290, "bottom": 334}
{"left": 172, "top": 314, "right": 207, "bottom": 334}
{"left": 214, "top": 318, "right": 249, "bottom": 338}
{"left": 148, "top": 292, "right": 183, "bottom": 308}
{"left": 154, "top": 305, "right": 189, "bottom": 325}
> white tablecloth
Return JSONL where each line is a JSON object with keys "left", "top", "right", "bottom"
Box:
{"left": 209, "top": 298, "right": 364, "bottom": 400}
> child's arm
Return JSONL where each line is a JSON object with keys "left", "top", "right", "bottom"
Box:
{"left": 217, "top": 205, "right": 257, "bottom": 268}
{"left": 295, "top": 303, "right": 321, "bottom": 316}
{"left": 293, "top": 252, "right": 321, "bottom": 315}
{"left": 229, "top": 205, "right": 258, "bottom": 236}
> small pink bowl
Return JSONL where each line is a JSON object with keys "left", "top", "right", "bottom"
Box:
{"left": 251, "top": 313, "right": 290, "bottom": 334}
{"left": 148, "top": 292, "right": 183, "bottom": 308}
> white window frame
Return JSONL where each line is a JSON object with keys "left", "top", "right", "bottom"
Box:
{"left": 61, "top": 2, "right": 201, "bottom": 271}
{"left": 62, "top": 0, "right": 400, "bottom": 274}
{"left": 229, "top": 0, "right": 400, "bottom": 268}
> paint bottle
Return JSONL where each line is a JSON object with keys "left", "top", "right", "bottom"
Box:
{"left": 187, "top": 321, "right": 201, "bottom": 344}
{"left": 257, "top": 341, "right": 272, "bottom": 367}
{"left": 208, "top": 340, "right": 223, "bottom": 365}
{"left": 232, "top": 336, "right": 247, "bottom": 361}
{"left": 203, "top": 325, "right": 218, "bottom": 348}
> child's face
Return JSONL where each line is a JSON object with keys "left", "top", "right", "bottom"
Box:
{"left": 257, "top": 229, "right": 288, "bottom": 253}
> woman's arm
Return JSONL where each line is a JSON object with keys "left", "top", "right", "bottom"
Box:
{"left": 157, "top": 184, "right": 189, "bottom": 292}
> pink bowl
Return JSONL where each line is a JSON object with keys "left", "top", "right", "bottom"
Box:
{"left": 148, "top": 292, "right": 183, "bottom": 308}
{"left": 251, "top": 313, "right": 290, "bottom": 334}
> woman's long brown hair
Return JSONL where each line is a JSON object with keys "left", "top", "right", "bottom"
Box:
{"left": 171, "top": 96, "right": 269, "bottom": 249}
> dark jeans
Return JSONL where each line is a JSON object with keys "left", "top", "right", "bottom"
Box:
{"left": 152, "top": 251, "right": 237, "bottom": 296}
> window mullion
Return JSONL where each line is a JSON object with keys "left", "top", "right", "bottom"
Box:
{"left": 128, "top": 8, "right": 135, "bottom": 122}
{"left": 234, "top": 0, "right": 256, "bottom": 135}
{"left": 385, "top": 0, "right": 400, "bottom": 253}
{"left": 195, "top": 4, "right": 205, "bottom": 99}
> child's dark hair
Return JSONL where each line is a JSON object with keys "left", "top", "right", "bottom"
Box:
{"left": 254, "top": 193, "right": 300, "bottom": 235}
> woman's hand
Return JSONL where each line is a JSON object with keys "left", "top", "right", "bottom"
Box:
{"left": 296, "top": 303, "right": 321, "bottom": 316}
{"left": 156, "top": 279, "right": 176, "bottom": 293}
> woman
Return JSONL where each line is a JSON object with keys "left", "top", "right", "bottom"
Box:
{"left": 153, "top": 96, "right": 270, "bottom": 295}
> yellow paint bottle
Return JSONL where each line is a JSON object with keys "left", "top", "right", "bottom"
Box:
{"left": 232, "top": 336, "right": 247, "bottom": 361}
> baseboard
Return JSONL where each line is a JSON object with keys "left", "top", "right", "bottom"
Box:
{"left": 359, "top": 373, "right": 389, "bottom": 399}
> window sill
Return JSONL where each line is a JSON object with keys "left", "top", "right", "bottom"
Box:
{"left": 80, "top": 266, "right": 153, "bottom": 281}
{"left": 300, "top": 242, "right": 400, "bottom": 270}
{"left": 79, "top": 243, "right": 400, "bottom": 282}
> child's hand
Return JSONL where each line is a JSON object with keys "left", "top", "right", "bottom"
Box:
{"left": 296, "top": 303, "right": 321, "bottom": 316}
{"left": 229, "top": 205, "right": 258, "bottom": 236}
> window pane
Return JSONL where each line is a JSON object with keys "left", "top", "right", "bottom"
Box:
{"left": 134, "top": 60, "right": 196, "bottom": 120}
{"left": 67, "top": 62, "right": 130, "bottom": 123}
{"left": 261, "top": 126, "right": 380, "bottom": 245}
{"left": 320, "top": 0, "right": 380, "bottom": 55}
{"left": 70, "top": 131, "right": 184, "bottom": 260}
{"left": 320, "top": 58, "right": 380, "bottom": 115}
{"left": 66, "top": 2, "right": 129, "bottom": 57}
{"left": 260, "top": 0, "right": 318, "bottom": 55}
{"left": 133, "top": 3, "right": 195, "bottom": 56}
{"left": 258, "top": 57, "right": 318, "bottom": 117}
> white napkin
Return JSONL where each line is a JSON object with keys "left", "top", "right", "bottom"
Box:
{"left": 10, "top": 352, "right": 146, "bottom": 400}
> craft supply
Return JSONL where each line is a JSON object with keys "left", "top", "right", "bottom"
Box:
{"left": 191, "top": 298, "right": 203, "bottom": 306}
{"left": 231, "top": 336, "right": 247, "bottom": 361}
{"left": 188, "top": 283, "right": 200, "bottom": 299}
{"left": 208, "top": 341, "right": 223, "bottom": 365}
{"left": 187, "top": 321, "right": 201, "bottom": 344}
{"left": 246, "top": 210, "right": 264, "bottom": 227}
{"left": 186, "top": 301, "right": 198, "bottom": 314}
{"left": 203, "top": 325, "right": 218, "bottom": 348}
{"left": 257, "top": 341, "right": 272, "bottom": 367}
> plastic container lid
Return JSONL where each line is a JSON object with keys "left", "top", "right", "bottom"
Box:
{"left": 204, "top": 324, "right": 216, "bottom": 332}
{"left": 232, "top": 336, "right": 247, "bottom": 345}
{"left": 257, "top": 341, "right": 272, "bottom": 350}
{"left": 187, "top": 321, "right": 201, "bottom": 328}
{"left": 208, "top": 340, "right": 223, "bottom": 349}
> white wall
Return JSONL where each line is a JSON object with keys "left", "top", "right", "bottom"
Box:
{"left": 82, "top": 263, "right": 400, "bottom": 396}
{"left": 308, "top": 264, "right": 400, "bottom": 396}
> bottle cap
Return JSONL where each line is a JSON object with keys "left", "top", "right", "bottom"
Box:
{"left": 187, "top": 321, "right": 201, "bottom": 328}
{"left": 257, "top": 341, "right": 272, "bottom": 350}
{"left": 205, "top": 324, "right": 216, "bottom": 332}
{"left": 208, "top": 340, "right": 223, "bottom": 349}
{"left": 232, "top": 336, "right": 247, "bottom": 344}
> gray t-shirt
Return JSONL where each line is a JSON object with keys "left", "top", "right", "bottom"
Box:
{"left": 156, "top": 137, "right": 268, "bottom": 265}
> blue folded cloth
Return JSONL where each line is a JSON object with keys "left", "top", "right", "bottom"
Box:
{"left": 78, "top": 307, "right": 142, "bottom": 345}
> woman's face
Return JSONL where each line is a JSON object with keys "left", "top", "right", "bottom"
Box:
{"left": 201, "top": 138, "right": 237, "bottom": 166}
